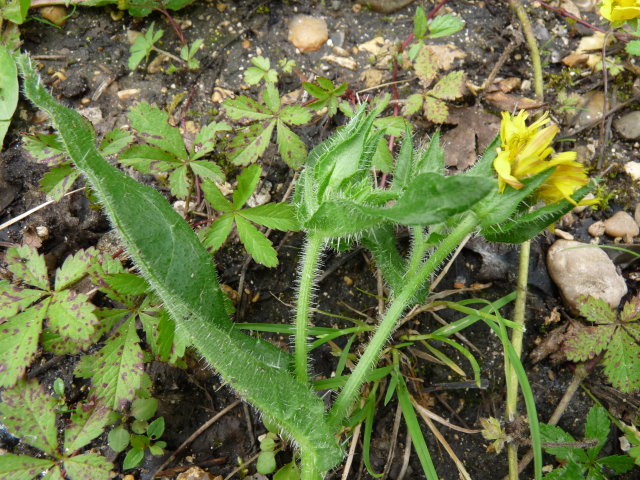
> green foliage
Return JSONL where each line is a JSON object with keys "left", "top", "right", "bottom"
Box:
{"left": 120, "top": 102, "right": 229, "bottom": 199}
{"left": 200, "top": 163, "right": 299, "bottom": 267}
{"left": 302, "top": 77, "right": 348, "bottom": 117}
{"left": 540, "top": 405, "right": 635, "bottom": 479}
{"left": 108, "top": 399, "right": 166, "bottom": 470}
{"left": 0, "top": 246, "right": 99, "bottom": 387}
{"left": 18, "top": 55, "right": 344, "bottom": 475}
{"left": 179, "top": 38, "right": 203, "bottom": 70}
{"left": 0, "top": 45, "right": 18, "bottom": 149}
{"left": 244, "top": 55, "right": 278, "bottom": 85}
{"left": 128, "top": 22, "right": 163, "bottom": 70}
{"left": 22, "top": 129, "right": 133, "bottom": 200}
{"left": 0, "top": 0, "right": 30, "bottom": 24}
{"left": 564, "top": 295, "right": 640, "bottom": 393}
{"left": 405, "top": 47, "right": 466, "bottom": 123}
{"left": 409, "top": 7, "right": 464, "bottom": 59}
{"left": 256, "top": 432, "right": 279, "bottom": 474}
{"left": 0, "top": 379, "right": 115, "bottom": 480}
{"left": 224, "top": 82, "right": 312, "bottom": 168}
{"left": 626, "top": 39, "right": 640, "bottom": 56}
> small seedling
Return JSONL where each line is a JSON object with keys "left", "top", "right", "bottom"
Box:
{"left": 200, "top": 163, "right": 299, "bottom": 267}
{"left": 0, "top": 379, "right": 114, "bottom": 479}
{"left": 128, "top": 22, "right": 164, "bottom": 71}
{"left": 120, "top": 102, "right": 229, "bottom": 200}
{"left": 223, "top": 82, "right": 312, "bottom": 168}
{"left": 302, "top": 77, "right": 348, "bottom": 117}
{"left": 244, "top": 55, "right": 278, "bottom": 85}
{"left": 564, "top": 295, "right": 640, "bottom": 393}
{"left": 540, "top": 404, "right": 635, "bottom": 478}
{"left": 408, "top": 6, "right": 465, "bottom": 60}
{"left": 108, "top": 398, "right": 167, "bottom": 470}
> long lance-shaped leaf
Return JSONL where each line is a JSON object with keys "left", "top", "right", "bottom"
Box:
{"left": 17, "top": 54, "right": 343, "bottom": 473}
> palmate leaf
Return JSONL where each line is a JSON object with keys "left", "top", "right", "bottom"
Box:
{"left": 190, "top": 160, "right": 224, "bottom": 182}
{"left": 0, "top": 304, "right": 46, "bottom": 387}
{"left": 191, "top": 121, "right": 230, "bottom": 160}
{"left": 18, "top": 55, "right": 343, "bottom": 472}
{"left": 0, "top": 379, "right": 58, "bottom": 455}
{"left": 202, "top": 214, "right": 234, "bottom": 250}
{"left": 118, "top": 144, "right": 178, "bottom": 173}
{"left": 223, "top": 95, "right": 273, "bottom": 122}
{"left": 75, "top": 317, "right": 144, "bottom": 410}
{"left": 228, "top": 120, "right": 276, "bottom": 165}
{"left": 0, "top": 454, "right": 56, "bottom": 480}
{"left": 564, "top": 325, "right": 612, "bottom": 362}
{"left": 98, "top": 128, "right": 134, "bottom": 157}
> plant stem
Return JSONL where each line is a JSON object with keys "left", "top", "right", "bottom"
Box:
{"left": 505, "top": 1, "right": 544, "bottom": 479}
{"left": 328, "top": 213, "right": 479, "bottom": 427}
{"left": 294, "top": 232, "right": 325, "bottom": 384}
{"left": 504, "top": 238, "right": 530, "bottom": 480}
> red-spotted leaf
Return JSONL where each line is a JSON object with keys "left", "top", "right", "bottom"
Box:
{"left": 0, "top": 282, "right": 46, "bottom": 322}
{"left": 0, "top": 379, "right": 58, "bottom": 455}
{"left": 64, "top": 401, "right": 112, "bottom": 453}
{"left": 0, "top": 304, "right": 46, "bottom": 387}
{"left": 54, "top": 248, "right": 98, "bottom": 291}
{"left": 48, "top": 290, "right": 97, "bottom": 342}
{"left": 0, "top": 454, "right": 56, "bottom": 480}
{"left": 75, "top": 317, "right": 144, "bottom": 410}
{"left": 63, "top": 452, "right": 115, "bottom": 480}
{"left": 6, "top": 245, "right": 49, "bottom": 290}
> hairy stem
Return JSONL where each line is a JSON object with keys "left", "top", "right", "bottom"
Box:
{"left": 294, "top": 232, "right": 325, "bottom": 384}
{"left": 505, "top": 1, "right": 544, "bottom": 479}
{"left": 328, "top": 213, "right": 479, "bottom": 427}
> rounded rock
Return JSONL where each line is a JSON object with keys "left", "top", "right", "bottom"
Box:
{"left": 614, "top": 111, "right": 640, "bottom": 140}
{"left": 603, "top": 211, "right": 639, "bottom": 240}
{"left": 547, "top": 239, "right": 627, "bottom": 312}
{"left": 588, "top": 220, "right": 606, "bottom": 237}
{"left": 288, "top": 15, "right": 328, "bottom": 53}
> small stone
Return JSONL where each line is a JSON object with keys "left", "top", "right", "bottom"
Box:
{"left": 614, "top": 111, "right": 640, "bottom": 140}
{"left": 343, "top": 276, "right": 353, "bottom": 286}
{"left": 603, "top": 211, "right": 639, "bottom": 241}
{"left": 247, "top": 181, "right": 271, "bottom": 207}
{"left": 572, "top": 91, "right": 606, "bottom": 129}
{"left": 635, "top": 203, "right": 640, "bottom": 226}
{"left": 547, "top": 239, "right": 627, "bottom": 312}
{"left": 554, "top": 228, "right": 574, "bottom": 240}
{"left": 176, "top": 466, "right": 214, "bottom": 480}
{"left": 624, "top": 161, "right": 640, "bottom": 181}
{"left": 573, "top": 0, "right": 595, "bottom": 10}
{"left": 123, "top": 475, "right": 135, "bottom": 480}
{"left": 322, "top": 54, "right": 357, "bottom": 70}
{"left": 117, "top": 88, "right": 140, "bottom": 100}
{"left": 588, "top": 220, "right": 606, "bottom": 237}
{"left": 288, "top": 15, "right": 328, "bottom": 53}
{"left": 36, "top": 226, "right": 49, "bottom": 239}
{"left": 79, "top": 106, "right": 102, "bottom": 124}
{"left": 39, "top": 6, "right": 68, "bottom": 26}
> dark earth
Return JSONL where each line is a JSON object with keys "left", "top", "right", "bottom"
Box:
{"left": 1, "top": 0, "right": 640, "bottom": 478}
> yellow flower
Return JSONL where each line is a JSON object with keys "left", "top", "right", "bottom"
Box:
{"left": 600, "top": 0, "right": 640, "bottom": 21}
{"left": 493, "top": 110, "right": 590, "bottom": 205}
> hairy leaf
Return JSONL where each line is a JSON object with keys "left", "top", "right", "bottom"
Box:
{"left": 18, "top": 56, "right": 343, "bottom": 472}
